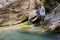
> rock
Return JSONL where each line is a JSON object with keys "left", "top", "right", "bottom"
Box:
{"left": 28, "top": 9, "right": 37, "bottom": 20}
{"left": 48, "top": 22, "right": 60, "bottom": 31}
{"left": 0, "top": 0, "right": 40, "bottom": 26}
{"left": 46, "top": 4, "right": 60, "bottom": 31}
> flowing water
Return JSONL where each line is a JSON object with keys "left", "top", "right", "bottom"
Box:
{"left": 0, "top": 29, "right": 60, "bottom": 40}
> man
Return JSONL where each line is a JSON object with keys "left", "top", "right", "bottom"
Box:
{"left": 39, "top": 1, "right": 45, "bottom": 27}
{"left": 29, "top": 0, "right": 45, "bottom": 25}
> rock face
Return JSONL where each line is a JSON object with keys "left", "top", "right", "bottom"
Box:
{"left": 0, "top": 0, "right": 17, "bottom": 8}
{"left": 46, "top": 4, "right": 60, "bottom": 30}
{"left": 0, "top": 0, "right": 40, "bottom": 26}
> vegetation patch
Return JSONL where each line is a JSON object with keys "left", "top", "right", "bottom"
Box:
{"left": 21, "top": 21, "right": 29, "bottom": 25}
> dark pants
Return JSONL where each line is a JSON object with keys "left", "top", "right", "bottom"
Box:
{"left": 37, "top": 15, "right": 45, "bottom": 22}
{"left": 37, "top": 15, "right": 45, "bottom": 27}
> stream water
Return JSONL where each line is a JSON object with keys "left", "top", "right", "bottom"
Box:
{"left": 0, "top": 29, "right": 60, "bottom": 40}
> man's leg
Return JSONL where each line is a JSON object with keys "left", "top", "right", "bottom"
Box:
{"left": 41, "top": 15, "right": 45, "bottom": 28}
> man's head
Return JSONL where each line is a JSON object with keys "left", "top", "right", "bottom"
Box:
{"left": 40, "top": 0, "right": 45, "bottom": 6}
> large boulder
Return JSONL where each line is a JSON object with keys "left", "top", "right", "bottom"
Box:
{"left": 0, "top": 0, "right": 40, "bottom": 26}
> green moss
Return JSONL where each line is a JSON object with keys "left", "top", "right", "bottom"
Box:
{"left": 21, "top": 21, "right": 29, "bottom": 25}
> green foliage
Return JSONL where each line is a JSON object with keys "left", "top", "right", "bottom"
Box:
{"left": 45, "top": 0, "right": 60, "bottom": 14}
{"left": 55, "top": 0, "right": 60, "bottom": 3}
{"left": 52, "top": 27, "right": 60, "bottom": 32}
